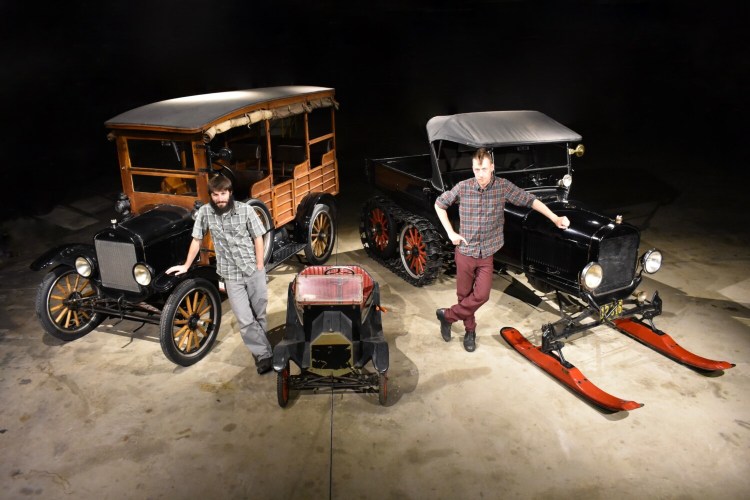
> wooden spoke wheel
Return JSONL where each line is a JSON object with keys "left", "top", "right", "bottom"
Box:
{"left": 35, "top": 266, "right": 104, "bottom": 341}
{"left": 247, "top": 199, "right": 274, "bottom": 267}
{"left": 159, "top": 278, "right": 221, "bottom": 366}
{"left": 304, "top": 203, "right": 336, "bottom": 265}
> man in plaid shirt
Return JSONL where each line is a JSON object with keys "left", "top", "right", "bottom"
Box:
{"left": 434, "top": 147, "right": 570, "bottom": 352}
{"left": 168, "top": 175, "right": 273, "bottom": 374}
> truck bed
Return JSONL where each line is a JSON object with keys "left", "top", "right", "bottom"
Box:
{"left": 365, "top": 154, "right": 440, "bottom": 215}
{"left": 368, "top": 154, "right": 433, "bottom": 181}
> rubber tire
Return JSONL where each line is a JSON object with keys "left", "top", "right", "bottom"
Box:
{"left": 277, "top": 363, "right": 290, "bottom": 408}
{"left": 304, "top": 203, "right": 336, "bottom": 265}
{"left": 246, "top": 198, "right": 274, "bottom": 267}
{"left": 362, "top": 198, "right": 397, "bottom": 259}
{"left": 35, "top": 266, "right": 105, "bottom": 341}
{"left": 399, "top": 223, "right": 429, "bottom": 280}
{"left": 378, "top": 371, "right": 388, "bottom": 406}
{"left": 159, "top": 278, "right": 221, "bottom": 366}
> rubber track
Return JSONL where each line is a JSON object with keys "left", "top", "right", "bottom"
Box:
{"left": 359, "top": 196, "right": 447, "bottom": 287}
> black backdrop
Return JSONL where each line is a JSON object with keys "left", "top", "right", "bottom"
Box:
{"left": 2, "top": 0, "right": 745, "bottom": 220}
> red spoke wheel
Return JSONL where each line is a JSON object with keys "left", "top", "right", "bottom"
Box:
{"left": 362, "top": 198, "right": 397, "bottom": 258}
{"left": 378, "top": 371, "right": 388, "bottom": 406}
{"left": 399, "top": 223, "right": 428, "bottom": 279}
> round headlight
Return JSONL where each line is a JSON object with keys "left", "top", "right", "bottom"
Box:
{"left": 133, "top": 264, "right": 152, "bottom": 286}
{"left": 560, "top": 174, "right": 573, "bottom": 188}
{"left": 580, "top": 262, "right": 603, "bottom": 290}
{"left": 75, "top": 256, "right": 93, "bottom": 277}
{"left": 642, "top": 249, "right": 662, "bottom": 274}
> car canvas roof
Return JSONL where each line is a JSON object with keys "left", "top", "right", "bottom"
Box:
{"left": 105, "top": 86, "right": 334, "bottom": 134}
{"left": 426, "top": 110, "right": 581, "bottom": 148}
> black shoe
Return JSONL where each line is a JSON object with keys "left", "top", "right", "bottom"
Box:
{"left": 436, "top": 308, "right": 451, "bottom": 342}
{"left": 463, "top": 330, "right": 476, "bottom": 352}
{"left": 256, "top": 356, "right": 273, "bottom": 375}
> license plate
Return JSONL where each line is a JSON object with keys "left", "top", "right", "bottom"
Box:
{"left": 600, "top": 300, "right": 623, "bottom": 320}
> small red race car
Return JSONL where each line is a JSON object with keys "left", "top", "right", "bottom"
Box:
{"left": 273, "top": 265, "right": 389, "bottom": 407}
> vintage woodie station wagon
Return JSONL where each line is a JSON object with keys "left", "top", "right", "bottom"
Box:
{"left": 31, "top": 86, "right": 341, "bottom": 366}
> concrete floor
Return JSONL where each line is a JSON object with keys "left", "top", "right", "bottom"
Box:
{"left": 1, "top": 169, "right": 749, "bottom": 499}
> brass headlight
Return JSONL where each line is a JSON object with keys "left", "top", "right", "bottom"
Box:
{"left": 133, "top": 264, "right": 152, "bottom": 286}
{"left": 580, "top": 262, "right": 603, "bottom": 290}
{"left": 75, "top": 256, "right": 94, "bottom": 277}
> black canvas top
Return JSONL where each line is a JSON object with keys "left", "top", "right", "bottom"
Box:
{"left": 426, "top": 110, "right": 582, "bottom": 147}
{"left": 105, "top": 86, "right": 334, "bottom": 131}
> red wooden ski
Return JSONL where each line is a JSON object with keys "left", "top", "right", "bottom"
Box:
{"left": 612, "top": 318, "right": 735, "bottom": 372}
{"left": 501, "top": 327, "right": 643, "bottom": 412}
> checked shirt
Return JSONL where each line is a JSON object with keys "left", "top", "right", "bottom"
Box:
{"left": 436, "top": 176, "right": 536, "bottom": 258}
{"left": 191, "top": 201, "right": 266, "bottom": 280}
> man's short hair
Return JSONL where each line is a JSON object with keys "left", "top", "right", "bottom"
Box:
{"left": 473, "top": 147, "right": 492, "bottom": 164}
{"left": 208, "top": 174, "right": 233, "bottom": 194}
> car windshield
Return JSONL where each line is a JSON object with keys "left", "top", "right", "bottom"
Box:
{"left": 127, "top": 139, "right": 198, "bottom": 196}
{"left": 128, "top": 139, "right": 195, "bottom": 171}
{"left": 437, "top": 141, "right": 569, "bottom": 189}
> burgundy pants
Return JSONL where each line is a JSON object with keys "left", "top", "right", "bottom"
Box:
{"left": 444, "top": 249, "right": 494, "bottom": 331}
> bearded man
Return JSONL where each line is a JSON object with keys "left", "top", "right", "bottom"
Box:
{"left": 167, "top": 174, "right": 273, "bottom": 373}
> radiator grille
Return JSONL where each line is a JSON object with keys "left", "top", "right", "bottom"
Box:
{"left": 597, "top": 233, "right": 638, "bottom": 294}
{"left": 95, "top": 239, "right": 140, "bottom": 292}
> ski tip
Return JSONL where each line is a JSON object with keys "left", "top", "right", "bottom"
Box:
{"left": 620, "top": 401, "right": 645, "bottom": 411}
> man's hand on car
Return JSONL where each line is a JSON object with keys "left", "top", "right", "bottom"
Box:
{"left": 555, "top": 216, "right": 570, "bottom": 230}
{"left": 166, "top": 264, "right": 189, "bottom": 275}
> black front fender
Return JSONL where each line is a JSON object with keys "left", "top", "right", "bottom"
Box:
{"left": 295, "top": 192, "right": 337, "bottom": 228}
{"left": 29, "top": 244, "right": 96, "bottom": 272}
{"left": 151, "top": 265, "right": 221, "bottom": 294}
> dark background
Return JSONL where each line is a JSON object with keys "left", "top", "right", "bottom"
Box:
{"left": 1, "top": 0, "right": 746, "bottom": 221}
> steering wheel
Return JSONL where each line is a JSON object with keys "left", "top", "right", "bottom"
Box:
{"left": 212, "top": 161, "right": 237, "bottom": 185}
{"left": 324, "top": 266, "right": 355, "bottom": 275}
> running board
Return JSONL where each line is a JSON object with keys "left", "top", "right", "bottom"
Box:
{"left": 612, "top": 318, "right": 735, "bottom": 372}
{"left": 267, "top": 243, "right": 306, "bottom": 271}
{"left": 501, "top": 327, "right": 643, "bottom": 412}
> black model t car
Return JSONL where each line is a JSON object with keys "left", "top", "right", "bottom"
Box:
{"left": 360, "top": 110, "right": 733, "bottom": 411}
{"left": 31, "top": 86, "right": 341, "bottom": 366}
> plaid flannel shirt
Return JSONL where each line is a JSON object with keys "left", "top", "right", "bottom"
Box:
{"left": 436, "top": 176, "right": 536, "bottom": 258}
{"left": 191, "top": 201, "right": 266, "bottom": 280}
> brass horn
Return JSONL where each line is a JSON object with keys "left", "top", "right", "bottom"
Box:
{"left": 568, "top": 144, "right": 585, "bottom": 157}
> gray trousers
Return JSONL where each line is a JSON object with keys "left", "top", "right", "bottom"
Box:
{"left": 225, "top": 270, "right": 272, "bottom": 361}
